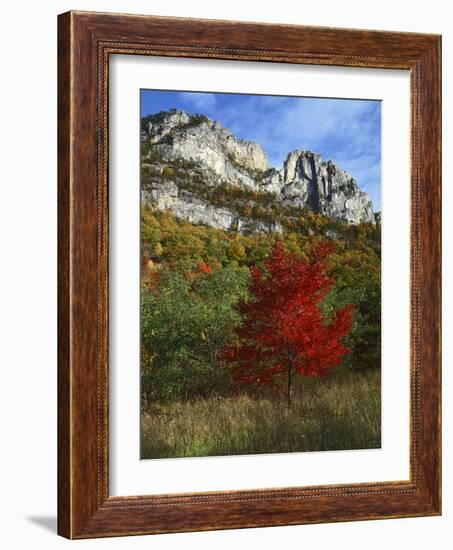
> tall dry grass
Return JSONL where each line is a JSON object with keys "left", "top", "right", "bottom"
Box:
{"left": 141, "top": 369, "right": 381, "bottom": 459}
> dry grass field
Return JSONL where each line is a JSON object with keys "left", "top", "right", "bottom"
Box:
{"left": 141, "top": 369, "right": 381, "bottom": 459}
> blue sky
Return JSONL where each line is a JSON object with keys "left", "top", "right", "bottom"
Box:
{"left": 141, "top": 90, "right": 381, "bottom": 211}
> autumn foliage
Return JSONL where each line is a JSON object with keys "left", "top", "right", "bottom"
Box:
{"left": 225, "top": 242, "right": 354, "bottom": 405}
{"left": 140, "top": 207, "right": 379, "bottom": 408}
{"left": 197, "top": 261, "right": 213, "bottom": 274}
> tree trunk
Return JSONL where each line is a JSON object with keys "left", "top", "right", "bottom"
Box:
{"left": 210, "top": 367, "right": 214, "bottom": 396}
{"left": 287, "top": 360, "right": 293, "bottom": 408}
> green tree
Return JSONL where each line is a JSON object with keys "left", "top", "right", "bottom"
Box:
{"left": 141, "top": 264, "right": 250, "bottom": 404}
{"left": 324, "top": 251, "right": 381, "bottom": 371}
{"left": 348, "top": 272, "right": 381, "bottom": 370}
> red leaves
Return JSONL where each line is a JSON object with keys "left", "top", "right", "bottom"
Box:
{"left": 198, "top": 261, "right": 213, "bottom": 274}
{"left": 227, "top": 242, "right": 354, "bottom": 388}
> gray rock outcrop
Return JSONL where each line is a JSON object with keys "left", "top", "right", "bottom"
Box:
{"left": 265, "top": 150, "right": 374, "bottom": 224}
{"left": 141, "top": 109, "right": 375, "bottom": 232}
{"left": 143, "top": 179, "right": 283, "bottom": 234}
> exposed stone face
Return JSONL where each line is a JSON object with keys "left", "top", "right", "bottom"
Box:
{"left": 145, "top": 109, "right": 269, "bottom": 191}
{"left": 267, "top": 150, "right": 375, "bottom": 224}
{"left": 143, "top": 179, "right": 282, "bottom": 234}
{"left": 143, "top": 179, "right": 236, "bottom": 232}
{"left": 141, "top": 109, "right": 375, "bottom": 232}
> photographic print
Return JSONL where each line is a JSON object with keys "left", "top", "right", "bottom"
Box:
{"left": 140, "top": 90, "right": 381, "bottom": 460}
{"left": 58, "top": 13, "right": 441, "bottom": 537}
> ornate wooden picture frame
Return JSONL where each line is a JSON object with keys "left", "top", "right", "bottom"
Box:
{"left": 58, "top": 11, "right": 441, "bottom": 539}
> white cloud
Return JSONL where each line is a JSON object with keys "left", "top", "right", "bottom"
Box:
{"left": 179, "top": 92, "right": 217, "bottom": 111}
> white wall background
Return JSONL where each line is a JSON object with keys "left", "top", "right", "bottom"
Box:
{"left": 0, "top": 0, "right": 450, "bottom": 548}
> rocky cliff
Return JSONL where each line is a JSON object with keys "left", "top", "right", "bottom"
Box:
{"left": 141, "top": 109, "right": 375, "bottom": 233}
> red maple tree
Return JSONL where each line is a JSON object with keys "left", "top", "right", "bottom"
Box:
{"left": 226, "top": 242, "right": 354, "bottom": 406}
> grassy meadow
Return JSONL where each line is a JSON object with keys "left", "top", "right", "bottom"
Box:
{"left": 141, "top": 368, "right": 381, "bottom": 459}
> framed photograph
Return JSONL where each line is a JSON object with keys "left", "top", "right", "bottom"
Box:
{"left": 58, "top": 11, "right": 441, "bottom": 539}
